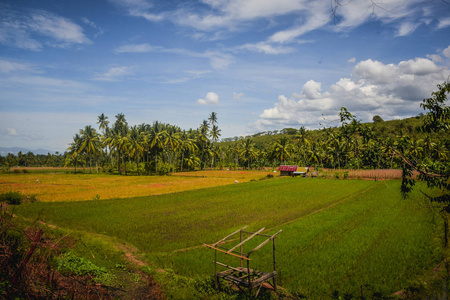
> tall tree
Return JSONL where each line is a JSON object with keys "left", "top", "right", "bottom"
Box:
{"left": 208, "top": 112, "right": 218, "bottom": 126}
{"left": 66, "top": 133, "right": 83, "bottom": 173}
{"left": 240, "top": 138, "right": 258, "bottom": 169}
{"left": 272, "top": 137, "right": 294, "bottom": 165}
{"left": 128, "top": 125, "right": 144, "bottom": 175}
{"left": 97, "top": 113, "right": 109, "bottom": 132}
{"left": 79, "top": 125, "right": 102, "bottom": 173}
{"left": 148, "top": 121, "right": 167, "bottom": 174}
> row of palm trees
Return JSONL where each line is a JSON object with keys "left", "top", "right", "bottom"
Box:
{"left": 66, "top": 113, "right": 222, "bottom": 174}
{"left": 65, "top": 113, "right": 448, "bottom": 174}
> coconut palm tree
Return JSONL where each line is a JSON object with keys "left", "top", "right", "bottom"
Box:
{"left": 240, "top": 138, "right": 258, "bottom": 169}
{"left": 106, "top": 124, "right": 129, "bottom": 175}
{"left": 128, "top": 125, "right": 144, "bottom": 174}
{"left": 66, "top": 133, "right": 83, "bottom": 173}
{"left": 79, "top": 125, "right": 102, "bottom": 173}
{"left": 178, "top": 130, "right": 198, "bottom": 172}
{"left": 97, "top": 113, "right": 109, "bottom": 132}
{"left": 208, "top": 112, "right": 218, "bottom": 126}
{"left": 272, "top": 137, "right": 293, "bottom": 165}
{"left": 211, "top": 124, "right": 221, "bottom": 143}
{"left": 148, "top": 121, "right": 167, "bottom": 174}
{"left": 164, "top": 126, "right": 181, "bottom": 172}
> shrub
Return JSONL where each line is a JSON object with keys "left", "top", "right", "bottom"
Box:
{"left": 56, "top": 252, "right": 115, "bottom": 285}
{"left": 0, "top": 192, "right": 22, "bottom": 205}
{"left": 157, "top": 162, "right": 171, "bottom": 175}
{"left": 27, "top": 194, "right": 39, "bottom": 203}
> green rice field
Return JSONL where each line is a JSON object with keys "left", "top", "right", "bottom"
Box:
{"left": 9, "top": 174, "right": 445, "bottom": 298}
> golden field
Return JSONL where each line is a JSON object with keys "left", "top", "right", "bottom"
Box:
{"left": 0, "top": 170, "right": 274, "bottom": 202}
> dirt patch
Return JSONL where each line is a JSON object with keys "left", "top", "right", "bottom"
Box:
{"left": 115, "top": 243, "right": 147, "bottom": 267}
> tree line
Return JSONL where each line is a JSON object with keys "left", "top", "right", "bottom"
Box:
{"left": 63, "top": 98, "right": 448, "bottom": 175}
{"left": 0, "top": 152, "right": 64, "bottom": 169}
{"left": 1, "top": 84, "right": 448, "bottom": 176}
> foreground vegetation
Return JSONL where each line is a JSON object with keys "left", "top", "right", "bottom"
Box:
{"left": 2, "top": 171, "right": 447, "bottom": 299}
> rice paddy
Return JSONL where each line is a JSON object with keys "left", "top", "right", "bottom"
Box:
{"left": 5, "top": 170, "right": 446, "bottom": 298}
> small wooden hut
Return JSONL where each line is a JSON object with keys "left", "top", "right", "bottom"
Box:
{"left": 278, "top": 165, "right": 309, "bottom": 176}
{"left": 205, "top": 226, "right": 282, "bottom": 298}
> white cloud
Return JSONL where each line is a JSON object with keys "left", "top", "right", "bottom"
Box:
{"left": 251, "top": 53, "right": 450, "bottom": 131}
{"left": 93, "top": 66, "right": 134, "bottom": 81}
{"left": 2, "top": 75, "right": 89, "bottom": 91}
{"left": 238, "top": 42, "right": 294, "bottom": 54}
{"left": 437, "top": 17, "right": 450, "bottom": 29}
{"left": 353, "top": 59, "right": 396, "bottom": 84}
{"left": 0, "top": 59, "right": 30, "bottom": 73}
{"left": 203, "top": 51, "right": 234, "bottom": 69}
{"left": 443, "top": 45, "right": 450, "bottom": 58}
{"left": 398, "top": 58, "right": 441, "bottom": 75}
{"left": 396, "top": 22, "right": 420, "bottom": 37}
{"left": 268, "top": 5, "right": 329, "bottom": 44}
{"left": 108, "top": 0, "right": 164, "bottom": 22}
{"left": 348, "top": 57, "right": 356, "bottom": 63}
{"left": 81, "top": 17, "right": 104, "bottom": 37}
{"left": 298, "top": 80, "right": 323, "bottom": 99}
{"left": 6, "top": 128, "right": 18, "bottom": 136}
{"left": 0, "top": 8, "right": 90, "bottom": 50}
{"left": 114, "top": 43, "right": 162, "bottom": 53}
{"left": 197, "top": 92, "right": 219, "bottom": 105}
{"left": 115, "top": 43, "right": 234, "bottom": 70}
{"left": 233, "top": 92, "right": 244, "bottom": 100}
{"left": 427, "top": 54, "right": 442, "bottom": 62}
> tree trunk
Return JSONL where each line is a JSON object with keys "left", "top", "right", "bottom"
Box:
{"left": 89, "top": 153, "right": 92, "bottom": 174}
{"left": 136, "top": 156, "right": 140, "bottom": 175}
{"left": 118, "top": 150, "right": 121, "bottom": 175}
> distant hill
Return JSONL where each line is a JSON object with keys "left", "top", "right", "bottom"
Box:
{"left": 219, "top": 115, "right": 438, "bottom": 149}
{"left": 0, "top": 147, "right": 57, "bottom": 156}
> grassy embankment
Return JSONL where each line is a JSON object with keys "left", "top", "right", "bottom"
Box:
{"left": 7, "top": 171, "right": 446, "bottom": 298}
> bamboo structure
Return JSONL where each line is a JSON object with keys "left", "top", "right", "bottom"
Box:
{"left": 204, "top": 226, "right": 282, "bottom": 298}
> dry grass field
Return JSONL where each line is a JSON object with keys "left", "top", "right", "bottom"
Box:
{"left": 0, "top": 170, "right": 273, "bottom": 202}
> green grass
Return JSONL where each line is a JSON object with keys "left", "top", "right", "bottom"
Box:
{"left": 12, "top": 177, "right": 445, "bottom": 298}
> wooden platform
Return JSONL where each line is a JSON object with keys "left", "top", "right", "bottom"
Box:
{"left": 217, "top": 267, "right": 276, "bottom": 288}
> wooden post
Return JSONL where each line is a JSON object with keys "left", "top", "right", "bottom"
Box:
{"left": 240, "top": 228, "right": 243, "bottom": 268}
{"left": 247, "top": 258, "right": 252, "bottom": 297}
{"left": 215, "top": 249, "right": 218, "bottom": 290}
{"left": 273, "top": 236, "right": 277, "bottom": 293}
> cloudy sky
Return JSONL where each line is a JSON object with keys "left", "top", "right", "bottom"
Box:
{"left": 0, "top": 0, "right": 449, "bottom": 152}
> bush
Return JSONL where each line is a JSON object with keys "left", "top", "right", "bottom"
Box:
{"left": 56, "top": 252, "right": 115, "bottom": 285}
{"left": 0, "top": 191, "right": 22, "bottom": 205}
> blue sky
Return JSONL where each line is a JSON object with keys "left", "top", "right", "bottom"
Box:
{"left": 0, "top": 0, "right": 449, "bottom": 152}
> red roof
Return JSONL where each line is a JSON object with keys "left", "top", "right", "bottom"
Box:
{"left": 278, "top": 165, "right": 298, "bottom": 172}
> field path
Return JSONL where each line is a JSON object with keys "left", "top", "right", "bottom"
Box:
{"left": 32, "top": 216, "right": 159, "bottom": 272}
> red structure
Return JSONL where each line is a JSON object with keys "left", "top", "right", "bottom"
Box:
{"left": 278, "top": 165, "right": 308, "bottom": 176}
